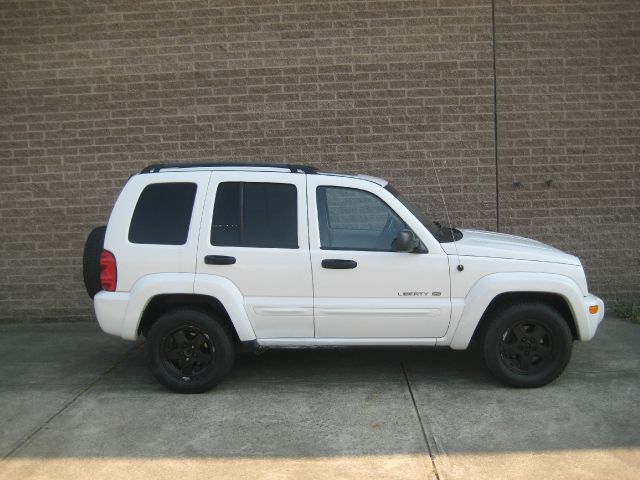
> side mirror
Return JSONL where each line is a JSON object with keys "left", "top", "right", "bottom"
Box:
{"left": 393, "top": 229, "right": 424, "bottom": 253}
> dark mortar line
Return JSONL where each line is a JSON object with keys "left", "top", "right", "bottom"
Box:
{"left": 491, "top": 0, "right": 500, "bottom": 232}
{"left": 401, "top": 361, "right": 441, "bottom": 480}
{"left": 1, "top": 343, "right": 140, "bottom": 462}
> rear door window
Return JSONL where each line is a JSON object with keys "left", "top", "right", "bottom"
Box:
{"left": 211, "top": 182, "right": 298, "bottom": 248}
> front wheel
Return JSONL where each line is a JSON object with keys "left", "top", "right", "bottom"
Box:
{"left": 147, "top": 308, "right": 235, "bottom": 393}
{"left": 482, "top": 303, "right": 573, "bottom": 388}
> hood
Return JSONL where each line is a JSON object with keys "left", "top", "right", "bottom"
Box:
{"left": 439, "top": 229, "right": 581, "bottom": 266}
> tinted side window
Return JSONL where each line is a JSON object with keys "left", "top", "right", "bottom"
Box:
{"left": 211, "top": 182, "right": 298, "bottom": 249}
{"left": 317, "top": 186, "right": 406, "bottom": 251}
{"left": 129, "top": 183, "right": 197, "bottom": 245}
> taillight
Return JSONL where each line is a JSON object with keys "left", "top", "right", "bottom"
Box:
{"left": 100, "top": 250, "right": 117, "bottom": 292}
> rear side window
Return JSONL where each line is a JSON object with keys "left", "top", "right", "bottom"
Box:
{"left": 211, "top": 182, "right": 298, "bottom": 248}
{"left": 128, "top": 182, "right": 197, "bottom": 245}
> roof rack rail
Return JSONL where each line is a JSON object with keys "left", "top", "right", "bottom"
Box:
{"left": 140, "top": 162, "right": 318, "bottom": 174}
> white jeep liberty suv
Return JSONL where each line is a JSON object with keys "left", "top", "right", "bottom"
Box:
{"left": 83, "top": 163, "right": 604, "bottom": 393}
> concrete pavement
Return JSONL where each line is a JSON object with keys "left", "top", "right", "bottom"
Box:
{"left": 0, "top": 317, "right": 638, "bottom": 479}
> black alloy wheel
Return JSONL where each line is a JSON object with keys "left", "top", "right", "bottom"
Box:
{"left": 160, "top": 325, "right": 215, "bottom": 379}
{"left": 482, "top": 302, "right": 573, "bottom": 388}
{"left": 498, "top": 320, "right": 554, "bottom": 375}
{"left": 147, "top": 308, "right": 235, "bottom": 393}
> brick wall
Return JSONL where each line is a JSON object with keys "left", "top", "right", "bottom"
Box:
{"left": 0, "top": 0, "right": 637, "bottom": 322}
{"left": 495, "top": 0, "right": 640, "bottom": 301}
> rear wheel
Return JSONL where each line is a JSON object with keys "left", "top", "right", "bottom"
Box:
{"left": 147, "top": 308, "right": 235, "bottom": 393}
{"left": 482, "top": 302, "right": 573, "bottom": 388}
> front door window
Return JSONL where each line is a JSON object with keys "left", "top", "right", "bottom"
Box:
{"left": 316, "top": 186, "right": 406, "bottom": 252}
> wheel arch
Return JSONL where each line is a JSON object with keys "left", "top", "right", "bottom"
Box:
{"left": 447, "top": 272, "right": 586, "bottom": 350}
{"left": 119, "top": 273, "right": 257, "bottom": 343}
{"left": 139, "top": 294, "right": 237, "bottom": 340}
{"left": 471, "top": 291, "right": 577, "bottom": 343}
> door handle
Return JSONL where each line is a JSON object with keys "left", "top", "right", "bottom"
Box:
{"left": 321, "top": 259, "right": 357, "bottom": 269}
{"left": 204, "top": 255, "right": 236, "bottom": 265}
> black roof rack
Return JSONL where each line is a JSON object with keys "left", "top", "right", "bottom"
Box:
{"left": 140, "top": 162, "right": 318, "bottom": 174}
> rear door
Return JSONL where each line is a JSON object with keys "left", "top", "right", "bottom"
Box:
{"left": 196, "top": 171, "right": 313, "bottom": 338}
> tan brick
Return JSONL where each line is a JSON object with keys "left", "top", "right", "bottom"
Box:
{"left": 1, "top": 0, "right": 636, "bottom": 322}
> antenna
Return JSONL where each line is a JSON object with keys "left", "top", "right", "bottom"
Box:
{"left": 428, "top": 153, "right": 464, "bottom": 272}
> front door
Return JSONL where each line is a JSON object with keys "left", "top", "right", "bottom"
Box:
{"left": 307, "top": 175, "right": 451, "bottom": 338}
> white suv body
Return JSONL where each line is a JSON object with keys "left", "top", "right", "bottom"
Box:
{"left": 88, "top": 163, "right": 604, "bottom": 392}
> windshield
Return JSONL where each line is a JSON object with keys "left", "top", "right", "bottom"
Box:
{"left": 385, "top": 185, "right": 439, "bottom": 236}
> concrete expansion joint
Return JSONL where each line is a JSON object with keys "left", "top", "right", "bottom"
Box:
{"left": 0, "top": 342, "right": 140, "bottom": 462}
{"left": 401, "top": 361, "right": 441, "bottom": 480}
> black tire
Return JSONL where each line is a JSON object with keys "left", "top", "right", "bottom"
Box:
{"left": 146, "top": 308, "right": 235, "bottom": 393}
{"left": 83, "top": 226, "right": 107, "bottom": 299}
{"left": 481, "top": 302, "right": 573, "bottom": 388}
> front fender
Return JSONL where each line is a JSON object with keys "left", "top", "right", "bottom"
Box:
{"left": 446, "top": 272, "right": 590, "bottom": 350}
